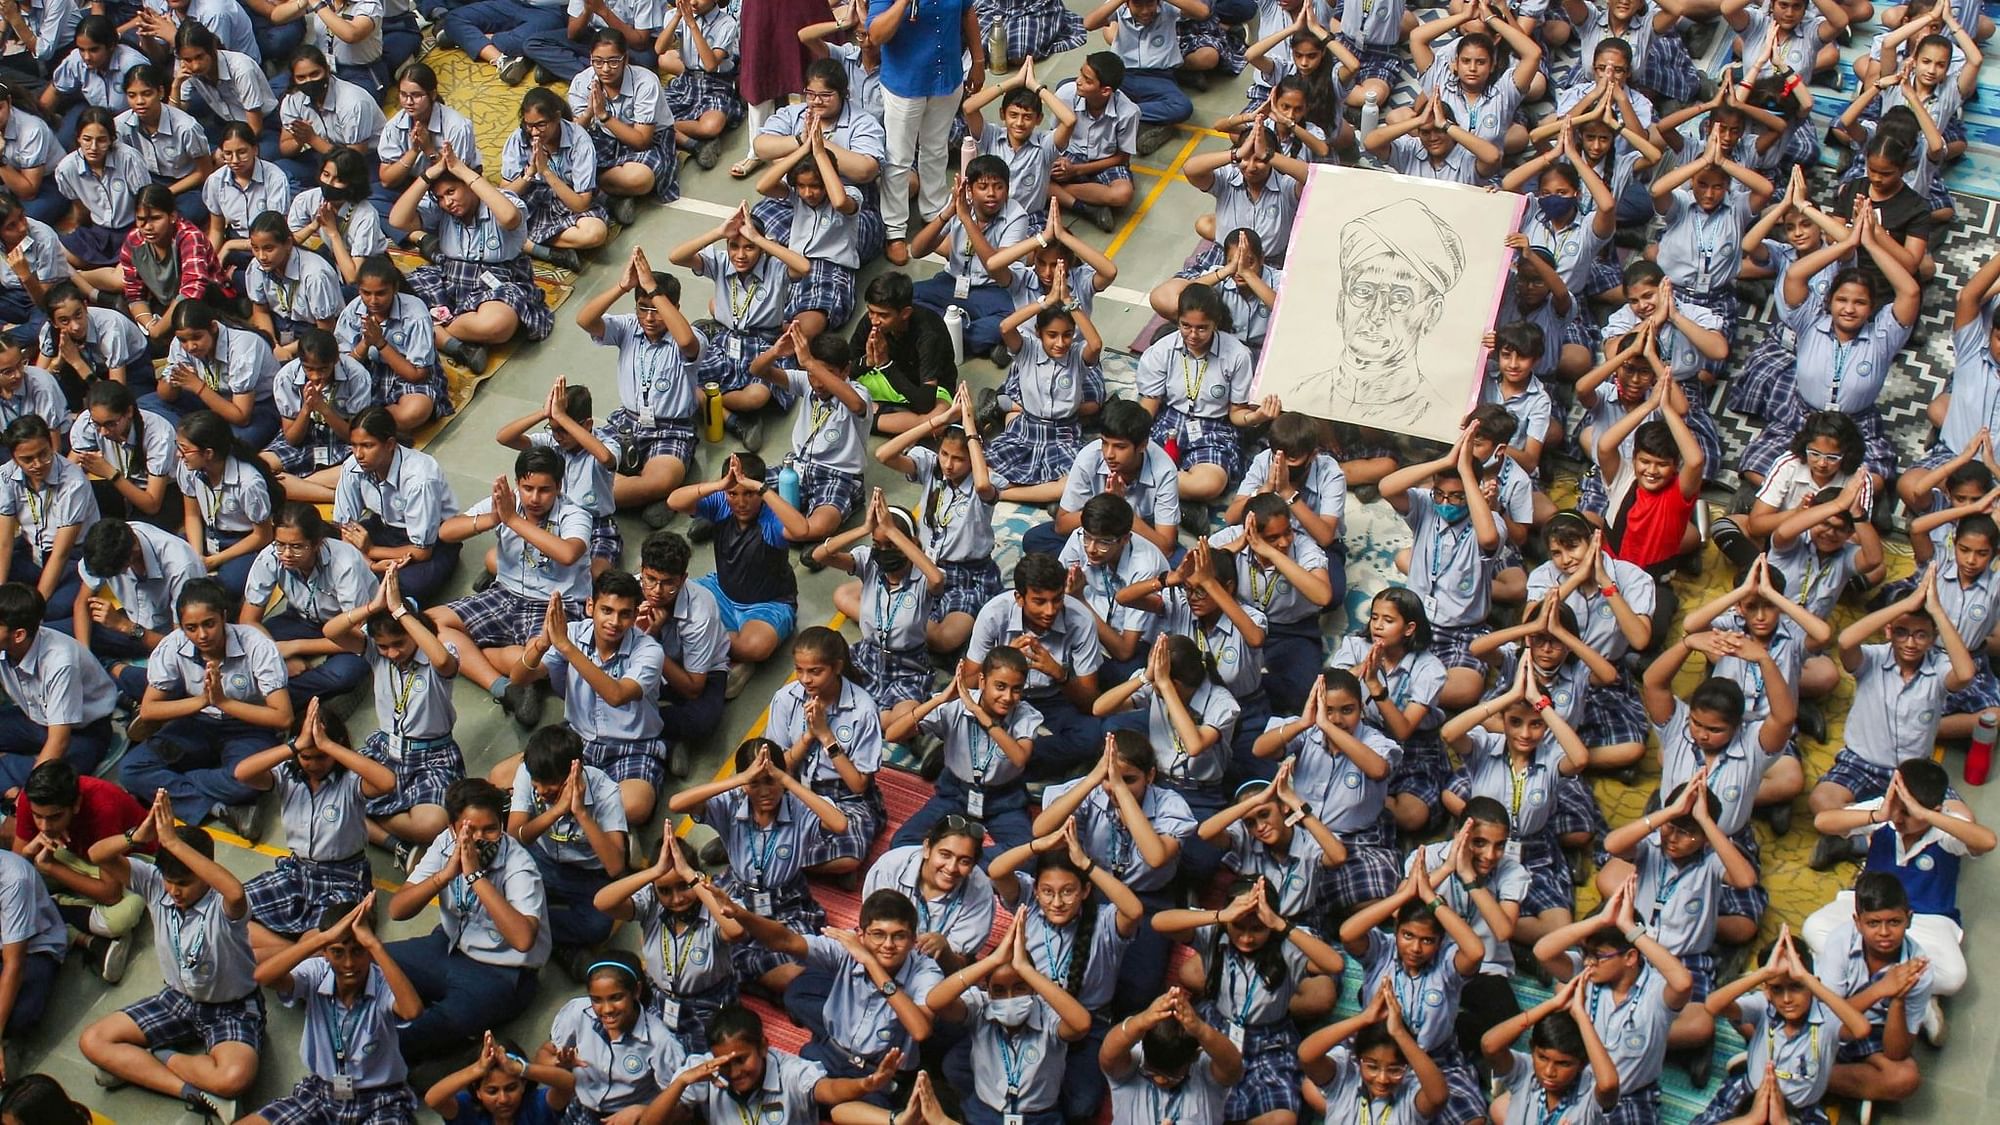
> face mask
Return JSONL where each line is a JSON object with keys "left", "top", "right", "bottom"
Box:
{"left": 473, "top": 837, "right": 501, "bottom": 869}
{"left": 1436, "top": 502, "right": 1469, "bottom": 523}
{"left": 990, "top": 996, "right": 1034, "bottom": 1027}
{"left": 875, "top": 548, "right": 908, "bottom": 574}
{"left": 1537, "top": 194, "right": 1578, "bottom": 223}
{"left": 298, "top": 77, "right": 329, "bottom": 103}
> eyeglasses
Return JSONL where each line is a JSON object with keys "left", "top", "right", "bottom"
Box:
{"left": 1582, "top": 948, "right": 1627, "bottom": 963}
{"left": 1081, "top": 534, "right": 1124, "bottom": 550}
{"left": 1803, "top": 448, "right": 1844, "bottom": 464}
{"left": 862, "top": 928, "right": 913, "bottom": 945}
{"left": 1888, "top": 627, "right": 1936, "bottom": 642}
{"left": 273, "top": 540, "right": 314, "bottom": 556}
{"left": 803, "top": 89, "right": 839, "bottom": 102}
{"left": 1358, "top": 1060, "right": 1410, "bottom": 1080}
{"left": 1035, "top": 884, "right": 1085, "bottom": 904}
{"left": 588, "top": 56, "right": 623, "bottom": 68}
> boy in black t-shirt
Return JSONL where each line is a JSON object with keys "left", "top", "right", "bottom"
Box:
{"left": 666, "top": 452, "right": 812, "bottom": 699}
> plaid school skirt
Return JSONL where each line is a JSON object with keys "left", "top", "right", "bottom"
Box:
{"left": 1549, "top": 772, "right": 1610, "bottom": 844}
{"left": 126, "top": 987, "right": 267, "bottom": 1051}
{"left": 1435, "top": 1042, "right": 1492, "bottom": 1125}
{"left": 408, "top": 256, "right": 554, "bottom": 342}
{"left": 1641, "top": 32, "right": 1700, "bottom": 103}
{"left": 698, "top": 325, "right": 790, "bottom": 407}
{"left": 362, "top": 731, "right": 464, "bottom": 816}
{"left": 1177, "top": 15, "right": 1245, "bottom": 74}
{"left": 983, "top": 413, "right": 1087, "bottom": 487}
{"left": 1339, "top": 36, "right": 1405, "bottom": 85}
{"left": 1578, "top": 676, "right": 1650, "bottom": 750}
{"left": 602, "top": 407, "right": 698, "bottom": 467}
{"left": 1519, "top": 831, "right": 1579, "bottom": 916}
{"left": 1739, "top": 399, "right": 1897, "bottom": 481}
{"left": 589, "top": 123, "right": 681, "bottom": 203}
{"left": 590, "top": 513, "right": 623, "bottom": 563}
{"left": 933, "top": 558, "right": 1002, "bottom": 621}
{"left": 1725, "top": 328, "right": 1799, "bottom": 420}
{"left": 1607, "top": 1083, "right": 1662, "bottom": 1125}
{"left": 1389, "top": 731, "right": 1449, "bottom": 814}
{"left": 584, "top": 733, "right": 669, "bottom": 790}
{"left": 664, "top": 70, "right": 746, "bottom": 128}
{"left": 449, "top": 586, "right": 578, "bottom": 649}
{"left": 371, "top": 360, "right": 454, "bottom": 419}
{"left": 264, "top": 422, "right": 351, "bottom": 475}
{"left": 243, "top": 852, "right": 372, "bottom": 937}
{"left": 1819, "top": 747, "right": 1903, "bottom": 803}
{"left": 1720, "top": 826, "right": 1769, "bottom": 924}
{"left": 1689, "top": 1074, "right": 1829, "bottom": 1125}
{"left": 1944, "top": 663, "right": 2000, "bottom": 715}
{"left": 258, "top": 1075, "right": 420, "bottom": 1125}
{"left": 800, "top": 780, "right": 885, "bottom": 866}
{"left": 718, "top": 875, "right": 825, "bottom": 980}
{"left": 1428, "top": 623, "right": 1488, "bottom": 673}
{"left": 855, "top": 639, "right": 935, "bottom": 706}
{"left": 1210, "top": 1015, "right": 1300, "bottom": 1119}
{"left": 519, "top": 178, "right": 610, "bottom": 248}
{"left": 1680, "top": 285, "right": 1739, "bottom": 373}
{"left": 784, "top": 258, "right": 858, "bottom": 327}
{"left": 650, "top": 975, "right": 739, "bottom": 1053}
{"left": 1322, "top": 817, "right": 1404, "bottom": 910}
{"left": 769, "top": 462, "right": 864, "bottom": 520}
{"left": 1149, "top": 404, "right": 1243, "bottom": 480}
{"left": 978, "top": 0, "right": 1087, "bottom": 63}
{"left": 1176, "top": 244, "right": 1229, "bottom": 279}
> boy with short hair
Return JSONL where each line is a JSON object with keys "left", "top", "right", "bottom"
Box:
{"left": 576, "top": 247, "right": 705, "bottom": 528}
{"left": 962, "top": 552, "right": 1107, "bottom": 779}
{"left": 1806, "top": 759, "right": 1991, "bottom": 1012}
{"left": 747, "top": 323, "right": 874, "bottom": 542}
{"left": 81, "top": 791, "right": 261, "bottom": 1120}
{"left": 429, "top": 446, "right": 594, "bottom": 724}
{"left": 1057, "top": 492, "right": 1169, "bottom": 674}
{"left": 12, "top": 759, "right": 147, "bottom": 981}
{"left": 1226, "top": 410, "right": 1345, "bottom": 553}
{"left": 497, "top": 376, "right": 623, "bottom": 574}
{"left": 1021, "top": 397, "right": 1179, "bottom": 556}
{"left": 502, "top": 726, "right": 629, "bottom": 970}
{"left": 1081, "top": 0, "right": 1212, "bottom": 154}
{"left": 1481, "top": 321, "right": 1559, "bottom": 477}
{"left": 0, "top": 581, "right": 117, "bottom": 787}
{"left": 74, "top": 515, "right": 207, "bottom": 701}
{"left": 909, "top": 156, "right": 1035, "bottom": 364}
{"left": 666, "top": 452, "right": 811, "bottom": 697}
{"left": 1208, "top": 491, "right": 1334, "bottom": 714}
{"left": 962, "top": 58, "right": 1078, "bottom": 221}
{"left": 1804, "top": 871, "right": 1930, "bottom": 1107}
{"left": 638, "top": 529, "right": 731, "bottom": 773}
{"left": 1380, "top": 423, "right": 1505, "bottom": 710}
{"left": 247, "top": 896, "right": 425, "bottom": 1123}
{"left": 1050, "top": 51, "right": 1139, "bottom": 231}
{"left": 1596, "top": 378, "right": 1707, "bottom": 573}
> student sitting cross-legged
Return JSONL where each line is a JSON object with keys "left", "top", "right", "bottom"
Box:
{"left": 500, "top": 727, "right": 631, "bottom": 977}
{"left": 79, "top": 789, "right": 261, "bottom": 1121}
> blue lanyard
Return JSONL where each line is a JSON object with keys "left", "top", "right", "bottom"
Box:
{"left": 1148, "top": 1082, "right": 1186, "bottom": 1124}
{"left": 165, "top": 903, "right": 206, "bottom": 973}
{"left": 1226, "top": 954, "right": 1261, "bottom": 1027}
{"left": 916, "top": 878, "right": 964, "bottom": 937}
{"left": 1391, "top": 966, "right": 1428, "bottom": 1037}
{"left": 1650, "top": 860, "right": 1695, "bottom": 927}
{"left": 1532, "top": 1086, "right": 1580, "bottom": 1125}
{"left": 748, "top": 822, "right": 781, "bottom": 885}
{"left": 324, "top": 991, "right": 373, "bottom": 1069}
{"left": 997, "top": 1027, "right": 1031, "bottom": 1106}
{"left": 873, "top": 575, "right": 916, "bottom": 650}
{"left": 969, "top": 712, "right": 1001, "bottom": 782}
{"left": 1038, "top": 913, "right": 1074, "bottom": 982}
{"left": 1827, "top": 338, "right": 1855, "bottom": 408}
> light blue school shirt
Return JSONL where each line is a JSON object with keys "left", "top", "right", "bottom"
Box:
{"left": 1389, "top": 134, "right": 1483, "bottom": 183}
{"left": 1783, "top": 300, "right": 1912, "bottom": 414}
{"left": 0, "top": 850, "right": 65, "bottom": 962}
{"left": 854, "top": 545, "right": 934, "bottom": 654}
{"left": 0, "top": 101, "right": 59, "bottom": 173}
{"left": 336, "top": 290, "right": 437, "bottom": 381}
{"left": 1362, "top": 926, "right": 1465, "bottom": 1054}
{"left": 77, "top": 521, "right": 203, "bottom": 633}
{"left": 550, "top": 995, "right": 686, "bottom": 1114}
{"left": 1632, "top": 835, "right": 1725, "bottom": 957}
{"left": 1338, "top": 0, "right": 1405, "bottom": 46}
{"left": 1271, "top": 716, "right": 1400, "bottom": 834}
{"left": 1056, "top": 81, "right": 1139, "bottom": 162}
{"left": 129, "top": 859, "right": 257, "bottom": 1002}
{"left": 1135, "top": 331, "right": 1255, "bottom": 421}
{"left": 1574, "top": 958, "right": 1675, "bottom": 1093}
{"left": 679, "top": 1048, "right": 826, "bottom": 1125}
{"left": 541, "top": 619, "right": 667, "bottom": 742}
{"left": 1655, "top": 698, "right": 1772, "bottom": 837}
{"left": 333, "top": 444, "right": 458, "bottom": 547}
{"left": 1057, "top": 528, "right": 1169, "bottom": 639}
{"left": 0, "top": 219, "right": 67, "bottom": 299}
{"left": 1159, "top": 589, "right": 1264, "bottom": 699}
{"left": 649, "top": 579, "right": 731, "bottom": 677}
{"left": 409, "top": 829, "right": 551, "bottom": 968}
{"left": 184, "top": 51, "right": 277, "bottom": 125}
{"left": 1058, "top": 439, "right": 1181, "bottom": 529}
{"left": 961, "top": 988, "right": 1069, "bottom": 1114}
{"left": 767, "top": 678, "right": 885, "bottom": 789}
{"left": 1940, "top": 313, "right": 2000, "bottom": 454}
{"left": 288, "top": 188, "right": 389, "bottom": 259}
{"left": 1459, "top": 728, "right": 1568, "bottom": 837}
{"left": 278, "top": 76, "right": 388, "bottom": 147}
{"left": 785, "top": 369, "right": 872, "bottom": 475}
{"left": 1408, "top": 840, "right": 1532, "bottom": 975}
{"left": 365, "top": 641, "right": 457, "bottom": 745}
{"left": 965, "top": 591, "right": 1107, "bottom": 701}
{"left": 1769, "top": 537, "right": 1859, "bottom": 623}
{"left": 116, "top": 104, "right": 210, "bottom": 180}
{"left": 1217, "top": 266, "right": 1280, "bottom": 348}
{"left": 1222, "top": 820, "right": 1326, "bottom": 918}
{"left": 146, "top": 623, "right": 288, "bottom": 718}
{"left": 1525, "top": 557, "right": 1656, "bottom": 662}
{"left": 272, "top": 357, "right": 375, "bottom": 460}
{"left": 696, "top": 243, "right": 789, "bottom": 336}
{"left": 462, "top": 492, "right": 596, "bottom": 605}
{"left": 175, "top": 456, "right": 272, "bottom": 550}
{"left": 164, "top": 323, "right": 279, "bottom": 405}
{"left": 979, "top": 123, "right": 1057, "bottom": 215}
{"left": 1497, "top": 1049, "right": 1607, "bottom": 1125}
{"left": 1016, "top": 886, "right": 1130, "bottom": 1011}
{"left": 0, "top": 626, "right": 117, "bottom": 731}
{"left": 509, "top": 762, "right": 630, "bottom": 869}
{"left": 1039, "top": 775, "right": 1195, "bottom": 893}
{"left": 1711, "top": 609, "right": 1808, "bottom": 723}
{"left": 1208, "top": 523, "right": 1328, "bottom": 627}
{"left": 596, "top": 312, "right": 700, "bottom": 422}
{"left": 760, "top": 101, "right": 888, "bottom": 164}
{"left": 1131, "top": 677, "right": 1240, "bottom": 787}
{"left": 903, "top": 445, "right": 996, "bottom": 563}
{"left": 1735, "top": 991, "right": 1841, "bottom": 1111}
{"left": 0, "top": 369, "right": 65, "bottom": 436}
{"left": 1404, "top": 487, "right": 1505, "bottom": 629}
{"left": 414, "top": 190, "right": 530, "bottom": 264}
{"left": 377, "top": 103, "right": 481, "bottom": 169}
{"left": 1846, "top": 642, "right": 1952, "bottom": 769}
{"left": 1603, "top": 299, "right": 1724, "bottom": 385}
{"left": 1330, "top": 633, "right": 1448, "bottom": 733}
{"left": 282, "top": 960, "right": 406, "bottom": 1091}
{"left": 203, "top": 161, "right": 293, "bottom": 241}
{"left": 1656, "top": 187, "right": 1753, "bottom": 295}
{"left": 1235, "top": 450, "right": 1347, "bottom": 535}
{"left": 276, "top": 765, "right": 368, "bottom": 861}
{"left": 1422, "top": 40, "right": 1524, "bottom": 147}
{"left": 247, "top": 247, "right": 345, "bottom": 326}
{"left": 1111, "top": 4, "right": 1180, "bottom": 68}
{"left": 50, "top": 44, "right": 149, "bottom": 108}
{"left": 1815, "top": 921, "right": 1932, "bottom": 1035}
{"left": 567, "top": 65, "right": 669, "bottom": 139}
{"left": 54, "top": 146, "right": 148, "bottom": 228}
{"left": 1207, "top": 163, "right": 1300, "bottom": 261}
{"left": 1483, "top": 378, "right": 1556, "bottom": 447}
{"left": 528, "top": 431, "right": 617, "bottom": 520}
{"left": 801, "top": 934, "right": 943, "bottom": 1068}
{"left": 631, "top": 882, "right": 732, "bottom": 997}
{"left": 1318, "top": 1045, "right": 1429, "bottom": 1125}
{"left": 701, "top": 788, "right": 815, "bottom": 892}
{"left": 921, "top": 695, "right": 1042, "bottom": 789}
{"left": 1523, "top": 203, "right": 1611, "bottom": 300}
{"left": 863, "top": 844, "right": 997, "bottom": 958}
{"left": 499, "top": 117, "right": 597, "bottom": 193}
{"left": 939, "top": 201, "right": 1033, "bottom": 290}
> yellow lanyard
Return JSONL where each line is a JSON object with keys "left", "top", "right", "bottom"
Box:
{"left": 1247, "top": 562, "right": 1279, "bottom": 609}
{"left": 390, "top": 663, "right": 419, "bottom": 732}
{"left": 1179, "top": 349, "right": 1209, "bottom": 407}
{"left": 1509, "top": 761, "right": 1530, "bottom": 820}
{"left": 1356, "top": 1097, "right": 1392, "bottom": 1125}
{"left": 728, "top": 275, "right": 757, "bottom": 321}
{"left": 1766, "top": 1020, "right": 1820, "bottom": 1082}
{"left": 663, "top": 919, "right": 695, "bottom": 985}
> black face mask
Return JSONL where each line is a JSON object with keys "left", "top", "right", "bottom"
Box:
{"left": 875, "top": 548, "right": 908, "bottom": 574}
{"left": 297, "top": 77, "right": 329, "bottom": 103}
{"left": 473, "top": 837, "right": 501, "bottom": 869}
{"left": 321, "top": 181, "right": 357, "bottom": 204}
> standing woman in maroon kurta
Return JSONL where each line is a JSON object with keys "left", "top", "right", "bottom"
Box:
{"left": 731, "top": 0, "right": 828, "bottom": 178}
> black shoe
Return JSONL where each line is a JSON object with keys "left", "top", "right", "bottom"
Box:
{"left": 430, "top": 23, "right": 455, "bottom": 49}
{"left": 544, "top": 247, "right": 582, "bottom": 272}
{"left": 1796, "top": 697, "right": 1829, "bottom": 743}
{"left": 1172, "top": 68, "right": 1209, "bottom": 91}
{"left": 446, "top": 341, "right": 487, "bottom": 374}
{"left": 608, "top": 195, "right": 639, "bottom": 225}
{"left": 799, "top": 547, "right": 826, "bottom": 574}
{"left": 215, "top": 801, "right": 261, "bottom": 840}
{"left": 1682, "top": 1047, "right": 1713, "bottom": 1089}
{"left": 988, "top": 344, "right": 1013, "bottom": 370}
{"left": 1084, "top": 203, "right": 1118, "bottom": 232}
{"left": 498, "top": 55, "right": 532, "bottom": 86}
{"left": 181, "top": 1090, "right": 221, "bottom": 1120}
{"left": 695, "top": 136, "right": 723, "bottom": 170}
{"left": 534, "top": 65, "right": 556, "bottom": 85}
{"left": 1763, "top": 800, "right": 1794, "bottom": 837}
{"left": 687, "top": 518, "right": 717, "bottom": 544}
{"left": 552, "top": 943, "right": 594, "bottom": 982}
{"left": 506, "top": 679, "right": 544, "bottom": 728}
{"left": 472, "top": 568, "right": 497, "bottom": 593}
{"left": 724, "top": 412, "right": 765, "bottom": 453}
{"left": 975, "top": 387, "right": 1005, "bottom": 436}
{"left": 1808, "top": 833, "right": 1848, "bottom": 871}
{"left": 1136, "top": 124, "right": 1177, "bottom": 156}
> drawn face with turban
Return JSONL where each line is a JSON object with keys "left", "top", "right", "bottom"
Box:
{"left": 1337, "top": 199, "right": 1466, "bottom": 371}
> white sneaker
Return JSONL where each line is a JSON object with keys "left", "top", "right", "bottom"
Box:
{"left": 1922, "top": 996, "right": 1947, "bottom": 1047}
{"left": 724, "top": 662, "right": 754, "bottom": 701}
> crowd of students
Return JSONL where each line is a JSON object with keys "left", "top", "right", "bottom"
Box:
{"left": 0, "top": 0, "right": 1987, "bottom": 1122}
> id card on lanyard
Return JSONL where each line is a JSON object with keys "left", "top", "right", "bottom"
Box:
{"left": 324, "top": 994, "right": 371, "bottom": 1099}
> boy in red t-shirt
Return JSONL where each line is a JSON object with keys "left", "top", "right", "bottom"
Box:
{"left": 8, "top": 759, "right": 148, "bottom": 982}
{"left": 1595, "top": 371, "right": 1707, "bottom": 628}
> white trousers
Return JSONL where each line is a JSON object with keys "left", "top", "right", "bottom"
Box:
{"left": 1801, "top": 890, "right": 1967, "bottom": 996}
{"left": 881, "top": 89, "right": 959, "bottom": 243}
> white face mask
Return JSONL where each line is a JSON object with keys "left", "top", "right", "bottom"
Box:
{"left": 990, "top": 996, "right": 1034, "bottom": 1027}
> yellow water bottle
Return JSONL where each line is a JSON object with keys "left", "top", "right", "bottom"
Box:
{"left": 702, "top": 382, "right": 725, "bottom": 443}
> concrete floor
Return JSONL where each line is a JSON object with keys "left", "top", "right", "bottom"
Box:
{"left": 11, "top": 39, "right": 1999, "bottom": 1125}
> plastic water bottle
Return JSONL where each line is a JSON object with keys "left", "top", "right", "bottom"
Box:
{"left": 1358, "top": 90, "right": 1381, "bottom": 143}
{"left": 960, "top": 134, "right": 978, "bottom": 172}
{"left": 1969, "top": 711, "right": 1997, "bottom": 785}
{"left": 943, "top": 305, "right": 967, "bottom": 365}
{"left": 776, "top": 459, "right": 802, "bottom": 509}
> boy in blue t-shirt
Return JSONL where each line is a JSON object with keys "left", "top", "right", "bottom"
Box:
{"left": 666, "top": 452, "right": 813, "bottom": 699}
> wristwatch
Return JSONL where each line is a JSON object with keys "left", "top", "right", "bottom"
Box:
{"left": 876, "top": 977, "right": 900, "bottom": 998}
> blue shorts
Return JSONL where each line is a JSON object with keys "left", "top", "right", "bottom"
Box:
{"left": 694, "top": 571, "right": 796, "bottom": 641}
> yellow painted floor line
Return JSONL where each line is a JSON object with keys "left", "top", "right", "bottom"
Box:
{"left": 1106, "top": 133, "right": 1203, "bottom": 258}
{"left": 1175, "top": 124, "right": 1233, "bottom": 140}
{"left": 1130, "top": 163, "right": 1171, "bottom": 177}
{"left": 674, "top": 611, "right": 847, "bottom": 837}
